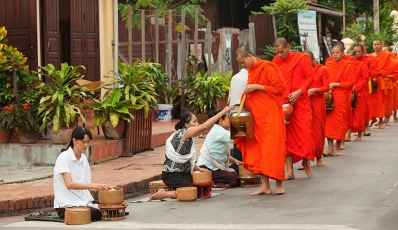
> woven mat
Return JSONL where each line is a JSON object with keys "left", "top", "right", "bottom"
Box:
{"left": 130, "top": 192, "right": 222, "bottom": 203}
{"left": 24, "top": 214, "right": 64, "bottom": 223}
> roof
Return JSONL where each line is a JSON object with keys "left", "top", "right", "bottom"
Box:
{"left": 308, "top": 2, "right": 345, "bottom": 17}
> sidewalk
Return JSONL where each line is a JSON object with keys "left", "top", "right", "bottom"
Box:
{"left": 0, "top": 122, "right": 206, "bottom": 218}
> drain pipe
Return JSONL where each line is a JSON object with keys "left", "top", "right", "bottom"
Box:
{"left": 114, "top": 0, "right": 119, "bottom": 75}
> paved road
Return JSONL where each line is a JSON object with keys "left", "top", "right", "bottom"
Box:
{"left": 1, "top": 123, "right": 398, "bottom": 229}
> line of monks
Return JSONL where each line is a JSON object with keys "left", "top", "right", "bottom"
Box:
{"left": 233, "top": 38, "right": 398, "bottom": 196}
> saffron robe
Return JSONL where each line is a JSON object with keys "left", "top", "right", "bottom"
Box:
{"left": 235, "top": 59, "right": 286, "bottom": 181}
{"left": 309, "top": 64, "right": 329, "bottom": 158}
{"left": 352, "top": 59, "right": 370, "bottom": 132}
{"left": 325, "top": 58, "right": 355, "bottom": 141}
{"left": 273, "top": 52, "right": 315, "bottom": 163}
{"left": 357, "top": 55, "right": 380, "bottom": 122}
{"left": 384, "top": 59, "right": 398, "bottom": 116}
{"left": 370, "top": 51, "right": 391, "bottom": 118}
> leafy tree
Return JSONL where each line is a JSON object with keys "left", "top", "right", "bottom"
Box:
{"left": 253, "top": 0, "right": 307, "bottom": 46}
{"left": 119, "top": 0, "right": 208, "bottom": 29}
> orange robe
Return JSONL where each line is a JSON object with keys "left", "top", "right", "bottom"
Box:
{"left": 352, "top": 59, "right": 369, "bottom": 132}
{"left": 392, "top": 53, "right": 398, "bottom": 112}
{"left": 384, "top": 59, "right": 398, "bottom": 116}
{"left": 371, "top": 51, "right": 391, "bottom": 118}
{"left": 344, "top": 56, "right": 356, "bottom": 131}
{"left": 273, "top": 52, "right": 315, "bottom": 163}
{"left": 325, "top": 58, "right": 355, "bottom": 141}
{"left": 310, "top": 64, "right": 329, "bottom": 158}
{"left": 357, "top": 55, "right": 379, "bottom": 122}
{"left": 235, "top": 59, "right": 286, "bottom": 181}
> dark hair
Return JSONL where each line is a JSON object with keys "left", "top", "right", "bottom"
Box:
{"left": 303, "top": 50, "right": 314, "bottom": 59}
{"left": 332, "top": 44, "right": 344, "bottom": 52}
{"left": 175, "top": 112, "right": 193, "bottom": 130}
{"left": 346, "top": 50, "right": 356, "bottom": 56}
{"left": 60, "top": 127, "right": 93, "bottom": 153}
{"left": 273, "top": 37, "right": 288, "bottom": 48}
{"left": 354, "top": 44, "right": 364, "bottom": 51}
{"left": 208, "top": 110, "right": 226, "bottom": 124}
{"left": 236, "top": 46, "right": 252, "bottom": 58}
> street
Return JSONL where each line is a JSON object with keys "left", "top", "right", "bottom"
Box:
{"left": 1, "top": 123, "right": 398, "bottom": 230}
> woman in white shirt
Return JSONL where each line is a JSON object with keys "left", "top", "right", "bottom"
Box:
{"left": 53, "top": 127, "right": 112, "bottom": 220}
{"left": 197, "top": 110, "right": 242, "bottom": 188}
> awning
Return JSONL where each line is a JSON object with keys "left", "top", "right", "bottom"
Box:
{"left": 308, "top": 3, "right": 345, "bottom": 17}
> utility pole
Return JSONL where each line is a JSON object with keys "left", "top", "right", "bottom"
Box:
{"left": 343, "top": 0, "right": 346, "bottom": 37}
{"left": 374, "top": 0, "right": 380, "bottom": 33}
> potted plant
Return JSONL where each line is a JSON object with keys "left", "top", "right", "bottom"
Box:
{"left": 0, "top": 26, "right": 38, "bottom": 143}
{"left": 35, "top": 63, "right": 89, "bottom": 144}
{"left": 93, "top": 60, "right": 158, "bottom": 139}
{"left": 157, "top": 84, "right": 179, "bottom": 122}
{"left": 186, "top": 70, "right": 232, "bottom": 123}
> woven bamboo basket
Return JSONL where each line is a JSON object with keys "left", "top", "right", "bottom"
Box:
{"left": 192, "top": 171, "right": 212, "bottom": 184}
{"left": 99, "top": 203, "right": 128, "bottom": 221}
{"left": 64, "top": 207, "right": 91, "bottom": 225}
{"left": 99, "top": 187, "right": 124, "bottom": 205}
{"left": 176, "top": 187, "right": 197, "bottom": 201}
{"left": 149, "top": 180, "right": 174, "bottom": 195}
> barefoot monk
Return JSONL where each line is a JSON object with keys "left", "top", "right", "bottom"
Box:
{"left": 304, "top": 50, "right": 329, "bottom": 167}
{"left": 234, "top": 46, "right": 287, "bottom": 196}
{"left": 324, "top": 45, "right": 355, "bottom": 157}
{"left": 273, "top": 38, "right": 315, "bottom": 180}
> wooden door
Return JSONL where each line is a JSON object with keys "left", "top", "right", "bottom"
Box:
{"left": 0, "top": 0, "right": 38, "bottom": 71}
{"left": 42, "top": 0, "right": 60, "bottom": 69}
{"left": 70, "top": 0, "right": 99, "bottom": 82}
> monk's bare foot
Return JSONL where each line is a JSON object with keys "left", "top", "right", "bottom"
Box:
{"left": 344, "top": 138, "right": 351, "bottom": 142}
{"left": 302, "top": 162, "right": 314, "bottom": 177}
{"left": 275, "top": 187, "right": 284, "bottom": 195}
{"left": 149, "top": 189, "right": 166, "bottom": 200}
{"left": 386, "top": 122, "right": 391, "bottom": 126}
{"left": 250, "top": 187, "right": 272, "bottom": 196}
{"left": 378, "top": 124, "right": 385, "bottom": 129}
{"left": 323, "top": 150, "right": 334, "bottom": 157}
{"left": 394, "top": 117, "right": 398, "bottom": 122}
{"left": 354, "top": 137, "right": 362, "bottom": 141}
{"left": 285, "top": 172, "right": 295, "bottom": 180}
{"left": 335, "top": 150, "right": 343, "bottom": 156}
{"left": 340, "top": 145, "right": 347, "bottom": 150}
{"left": 370, "top": 119, "right": 377, "bottom": 127}
{"left": 296, "top": 166, "right": 304, "bottom": 170}
{"left": 316, "top": 158, "right": 325, "bottom": 167}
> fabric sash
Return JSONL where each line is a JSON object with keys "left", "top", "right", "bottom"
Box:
{"left": 165, "top": 131, "right": 197, "bottom": 173}
{"left": 200, "top": 141, "right": 235, "bottom": 172}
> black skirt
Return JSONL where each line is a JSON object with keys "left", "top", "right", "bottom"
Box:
{"left": 162, "top": 171, "right": 192, "bottom": 189}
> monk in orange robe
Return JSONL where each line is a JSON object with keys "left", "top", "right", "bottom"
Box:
{"left": 356, "top": 42, "right": 380, "bottom": 135}
{"left": 370, "top": 40, "right": 391, "bottom": 129}
{"left": 382, "top": 46, "right": 398, "bottom": 125}
{"left": 273, "top": 38, "right": 315, "bottom": 180}
{"left": 324, "top": 45, "right": 355, "bottom": 156}
{"left": 304, "top": 50, "right": 329, "bottom": 167}
{"left": 346, "top": 50, "right": 369, "bottom": 141}
{"left": 234, "top": 46, "right": 287, "bottom": 196}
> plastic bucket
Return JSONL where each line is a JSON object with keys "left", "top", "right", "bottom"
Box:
{"left": 157, "top": 104, "right": 173, "bottom": 122}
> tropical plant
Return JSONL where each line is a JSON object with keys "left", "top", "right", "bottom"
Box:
{"left": 118, "top": 0, "right": 207, "bottom": 29}
{"left": 186, "top": 70, "right": 232, "bottom": 114}
{"left": 92, "top": 88, "right": 138, "bottom": 130}
{"left": 0, "top": 26, "right": 30, "bottom": 109}
{"left": 161, "top": 84, "right": 179, "bottom": 104}
{"left": 254, "top": 0, "right": 307, "bottom": 46}
{"left": 112, "top": 60, "right": 158, "bottom": 113}
{"left": 35, "top": 63, "right": 88, "bottom": 134}
{"left": 0, "top": 74, "right": 42, "bottom": 136}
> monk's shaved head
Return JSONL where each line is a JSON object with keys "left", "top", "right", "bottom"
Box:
{"left": 236, "top": 46, "right": 252, "bottom": 58}
{"left": 346, "top": 50, "right": 356, "bottom": 56}
{"left": 273, "top": 38, "right": 288, "bottom": 48}
{"left": 355, "top": 44, "right": 364, "bottom": 51}
{"left": 333, "top": 44, "right": 344, "bottom": 52}
{"left": 303, "top": 50, "right": 314, "bottom": 59}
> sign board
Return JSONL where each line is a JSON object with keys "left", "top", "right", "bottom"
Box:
{"left": 297, "top": 11, "right": 319, "bottom": 62}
